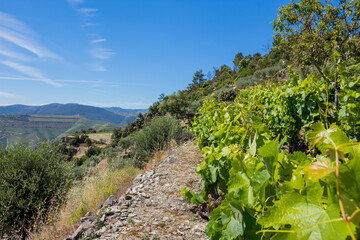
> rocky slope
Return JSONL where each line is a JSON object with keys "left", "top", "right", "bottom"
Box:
{"left": 66, "top": 141, "right": 209, "bottom": 240}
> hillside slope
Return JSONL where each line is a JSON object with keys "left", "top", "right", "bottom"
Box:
{"left": 0, "top": 104, "right": 143, "bottom": 124}
{"left": 0, "top": 115, "right": 122, "bottom": 148}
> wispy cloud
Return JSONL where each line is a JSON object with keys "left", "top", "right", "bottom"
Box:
{"left": 0, "top": 61, "right": 61, "bottom": 87}
{"left": 67, "top": 0, "right": 84, "bottom": 4}
{"left": 0, "top": 91, "right": 23, "bottom": 99}
{"left": 0, "top": 11, "right": 62, "bottom": 89}
{"left": 90, "top": 48, "right": 115, "bottom": 60}
{"left": 78, "top": 8, "right": 98, "bottom": 17}
{"left": 0, "top": 11, "right": 59, "bottom": 59}
{"left": 81, "top": 23, "right": 99, "bottom": 28}
{"left": 87, "top": 62, "right": 107, "bottom": 72}
{"left": 0, "top": 75, "right": 122, "bottom": 86}
{"left": 90, "top": 38, "right": 106, "bottom": 44}
{"left": 66, "top": 2, "right": 114, "bottom": 72}
{"left": 0, "top": 47, "right": 29, "bottom": 61}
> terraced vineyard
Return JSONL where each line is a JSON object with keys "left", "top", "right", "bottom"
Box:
{"left": 0, "top": 115, "right": 122, "bottom": 148}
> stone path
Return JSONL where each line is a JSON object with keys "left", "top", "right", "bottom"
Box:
{"left": 67, "top": 141, "right": 209, "bottom": 240}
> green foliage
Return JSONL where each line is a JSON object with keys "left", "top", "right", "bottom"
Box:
{"left": 108, "top": 156, "right": 132, "bottom": 170}
{"left": 118, "top": 135, "right": 134, "bottom": 154}
{"left": 85, "top": 145, "right": 102, "bottom": 158}
{"left": 74, "top": 155, "right": 88, "bottom": 166}
{"left": 184, "top": 67, "right": 360, "bottom": 239}
{"left": 274, "top": 0, "right": 360, "bottom": 68}
{"left": 188, "top": 70, "right": 206, "bottom": 91}
{"left": 214, "top": 87, "right": 237, "bottom": 102}
{"left": 133, "top": 116, "right": 191, "bottom": 168}
{"left": 274, "top": 0, "right": 360, "bottom": 108}
{"left": 159, "top": 93, "right": 189, "bottom": 118}
{"left": 0, "top": 143, "right": 72, "bottom": 239}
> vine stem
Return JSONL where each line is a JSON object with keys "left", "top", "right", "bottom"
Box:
{"left": 349, "top": 209, "right": 360, "bottom": 221}
{"left": 332, "top": 138, "right": 356, "bottom": 240}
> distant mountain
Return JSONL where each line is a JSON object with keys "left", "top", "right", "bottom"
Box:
{"left": 0, "top": 114, "right": 122, "bottom": 148}
{"left": 0, "top": 104, "right": 145, "bottom": 124}
{"left": 104, "top": 107, "right": 147, "bottom": 113}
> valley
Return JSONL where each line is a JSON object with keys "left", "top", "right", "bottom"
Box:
{"left": 0, "top": 104, "right": 147, "bottom": 148}
{"left": 0, "top": 114, "right": 120, "bottom": 148}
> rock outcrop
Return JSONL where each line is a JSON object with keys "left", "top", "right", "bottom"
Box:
{"left": 66, "top": 141, "right": 209, "bottom": 240}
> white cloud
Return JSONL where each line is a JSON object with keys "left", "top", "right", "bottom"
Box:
{"left": 0, "top": 76, "right": 110, "bottom": 84}
{"left": 0, "top": 11, "right": 59, "bottom": 59}
{"left": 0, "top": 91, "right": 22, "bottom": 99}
{"left": 0, "top": 47, "right": 29, "bottom": 61}
{"left": 90, "top": 38, "right": 106, "bottom": 44}
{"left": 90, "top": 48, "right": 115, "bottom": 60}
{"left": 81, "top": 23, "right": 99, "bottom": 28}
{"left": 78, "top": 8, "right": 98, "bottom": 17}
{"left": 0, "top": 61, "right": 61, "bottom": 87}
{"left": 79, "top": 8, "right": 98, "bottom": 13}
{"left": 67, "top": 0, "right": 84, "bottom": 3}
{"left": 87, "top": 62, "right": 107, "bottom": 72}
{"left": 68, "top": 4, "right": 114, "bottom": 72}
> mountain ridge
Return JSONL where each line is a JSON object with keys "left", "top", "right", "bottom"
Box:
{"left": 0, "top": 103, "right": 146, "bottom": 124}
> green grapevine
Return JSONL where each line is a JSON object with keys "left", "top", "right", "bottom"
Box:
{"left": 182, "top": 64, "right": 360, "bottom": 239}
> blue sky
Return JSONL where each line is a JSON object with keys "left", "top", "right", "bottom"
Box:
{"left": 0, "top": 0, "right": 288, "bottom": 109}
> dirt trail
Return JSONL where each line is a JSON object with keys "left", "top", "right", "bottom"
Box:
{"left": 68, "top": 141, "right": 209, "bottom": 240}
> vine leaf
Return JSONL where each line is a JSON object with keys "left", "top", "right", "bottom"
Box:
{"left": 206, "top": 199, "right": 246, "bottom": 240}
{"left": 307, "top": 123, "right": 349, "bottom": 161}
{"left": 258, "top": 140, "right": 278, "bottom": 179}
{"left": 335, "top": 154, "right": 360, "bottom": 219}
{"left": 306, "top": 160, "right": 336, "bottom": 181}
{"left": 257, "top": 191, "right": 349, "bottom": 240}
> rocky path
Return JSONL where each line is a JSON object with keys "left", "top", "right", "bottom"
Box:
{"left": 67, "top": 141, "right": 209, "bottom": 240}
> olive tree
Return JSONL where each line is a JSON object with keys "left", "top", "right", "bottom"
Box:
{"left": 274, "top": 0, "right": 360, "bottom": 107}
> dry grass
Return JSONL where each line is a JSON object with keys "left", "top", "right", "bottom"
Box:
{"left": 87, "top": 133, "right": 112, "bottom": 145}
{"left": 32, "top": 160, "right": 139, "bottom": 240}
{"left": 31, "top": 141, "right": 179, "bottom": 240}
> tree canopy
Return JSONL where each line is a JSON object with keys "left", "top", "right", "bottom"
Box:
{"left": 274, "top": 0, "right": 360, "bottom": 77}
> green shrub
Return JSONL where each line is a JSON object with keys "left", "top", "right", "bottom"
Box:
{"left": 103, "top": 147, "right": 121, "bottom": 159}
{"left": 187, "top": 99, "right": 204, "bottom": 114}
{"left": 214, "top": 86, "right": 237, "bottom": 102}
{"left": 72, "top": 165, "right": 88, "bottom": 180}
{"left": 235, "top": 63, "right": 283, "bottom": 89}
{"left": 85, "top": 145, "right": 102, "bottom": 158}
{"left": 133, "top": 116, "right": 191, "bottom": 168}
{"left": 0, "top": 143, "right": 72, "bottom": 239}
{"left": 74, "top": 155, "right": 88, "bottom": 166}
{"left": 118, "top": 136, "right": 134, "bottom": 154}
{"left": 108, "top": 156, "right": 132, "bottom": 170}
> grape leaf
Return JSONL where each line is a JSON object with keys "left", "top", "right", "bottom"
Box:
{"left": 258, "top": 191, "right": 350, "bottom": 240}
{"left": 307, "top": 123, "right": 349, "bottom": 160}
{"left": 258, "top": 140, "right": 279, "bottom": 179}
{"left": 306, "top": 160, "right": 336, "bottom": 181}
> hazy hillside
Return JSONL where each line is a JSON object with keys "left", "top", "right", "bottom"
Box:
{"left": 105, "top": 107, "right": 147, "bottom": 113}
{"left": 0, "top": 115, "right": 122, "bottom": 148}
{"left": 0, "top": 104, "right": 143, "bottom": 124}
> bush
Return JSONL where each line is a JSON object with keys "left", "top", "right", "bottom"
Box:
{"left": 186, "top": 99, "right": 204, "bottom": 114}
{"left": 0, "top": 143, "right": 72, "bottom": 239}
{"left": 133, "top": 116, "right": 191, "bottom": 168}
{"left": 214, "top": 87, "right": 237, "bottom": 102}
{"left": 118, "top": 136, "right": 134, "bottom": 154}
{"left": 85, "top": 145, "right": 102, "bottom": 158}
{"left": 74, "top": 155, "right": 88, "bottom": 166}
{"left": 72, "top": 165, "right": 88, "bottom": 180}
{"left": 108, "top": 156, "right": 132, "bottom": 170}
